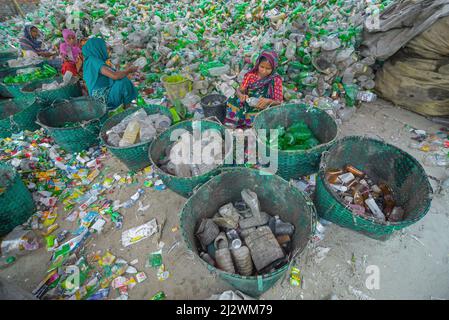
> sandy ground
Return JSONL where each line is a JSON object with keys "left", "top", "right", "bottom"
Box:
{"left": 1, "top": 98, "right": 448, "bottom": 300}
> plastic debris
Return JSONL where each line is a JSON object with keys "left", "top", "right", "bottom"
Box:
{"left": 121, "top": 219, "right": 158, "bottom": 247}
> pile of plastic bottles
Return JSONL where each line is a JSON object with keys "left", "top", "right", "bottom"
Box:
{"left": 1, "top": 0, "right": 394, "bottom": 120}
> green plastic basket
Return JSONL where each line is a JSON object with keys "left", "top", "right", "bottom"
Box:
{"left": 0, "top": 61, "right": 44, "bottom": 78}
{"left": 1, "top": 74, "right": 58, "bottom": 99}
{"left": 20, "top": 76, "right": 82, "bottom": 104}
{"left": 37, "top": 97, "right": 107, "bottom": 153}
{"left": 180, "top": 167, "right": 317, "bottom": 297}
{"left": 0, "top": 97, "right": 42, "bottom": 138}
{"left": 253, "top": 104, "right": 339, "bottom": 180}
{"left": 149, "top": 119, "right": 233, "bottom": 198}
{"left": 0, "top": 163, "right": 36, "bottom": 236}
{"left": 100, "top": 105, "right": 173, "bottom": 172}
{"left": 0, "top": 50, "right": 18, "bottom": 62}
{"left": 315, "top": 136, "right": 433, "bottom": 241}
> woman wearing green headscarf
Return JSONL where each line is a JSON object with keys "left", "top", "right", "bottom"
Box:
{"left": 82, "top": 38, "right": 138, "bottom": 110}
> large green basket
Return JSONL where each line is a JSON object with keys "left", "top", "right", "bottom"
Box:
{"left": 0, "top": 60, "right": 44, "bottom": 79}
{"left": 315, "top": 136, "right": 433, "bottom": 241}
{"left": 0, "top": 163, "right": 36, "bottom": 236}
{"left": 253, "top": 104, "right": 339, "bottom": 181}
{"left": 180, "top": 168, "right": 317, "bottom": 297}
{"left": 1, "top": 74, "right": 58, "bottom": 99}
{"left": 100, "top": 105, "right": 173, "bottom": 172}
{"left": 37, "top": 97, "right": 107, "bottom": 153}
{"left": 0, "top": 97, "right": 42, "bottom": 138}
{"left": 21, "top": 76, "right": 82, "bottom": 104}
{"left": 149, "top": 119, "right": 232, "bottom": 198}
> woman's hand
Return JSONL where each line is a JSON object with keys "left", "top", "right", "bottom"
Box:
{"left": 256, "top": 98, "right": 272, "bottom": 110}
{"left": 39, "top": 51, "right": 53, "bottom": 58}
{"left": 241, "top": 94, "right": 249, "bottom": 103}
{"left": 237, "top": 92, "right": 249, "bottom": 103}
{"left": 126, "top": 65, "right": 138, "bottom": 74}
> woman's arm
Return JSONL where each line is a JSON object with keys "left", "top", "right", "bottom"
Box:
{"left": 100, "top": 65, "right": 138, "bottom": 81}
{"left": 256, "top": 77, "right": 283, "bottom": 109}
{"left": 236, "top": 86, "right": 249, "bottom": 102}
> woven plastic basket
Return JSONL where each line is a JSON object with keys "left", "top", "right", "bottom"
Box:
{"left": 37, "top": 97, "right": 107, "bottom": 153}
{"left": 100, "top": 105, "right": 173, "bottom": 172}
{"left": 180, "top": 167, "right": 317, "bottom": 297}
{"left": 315, "top": 136, "right": 433, "bottom": 241}
{"left": 1, "top": 74, "right": 58, "bottom": 99}
{"left": 0, "top": 97, "right": 42, "bottom": 138}
{"left": 0, "top": 50, "right": 18, "bottom": 62}
{"left": 149, "top": 119, "right": 233, "bottom": 198}
{"left": 0, "top": 61, "right": 44, "bottom": 78}
{"left": 253, "top": 104, "right": 339, "bottom": 180}
{"left": 20, "top": 76, "right": 82, "bottom": 104}
{"left": 0, "top": 163, "right": 36, "bottom": 236}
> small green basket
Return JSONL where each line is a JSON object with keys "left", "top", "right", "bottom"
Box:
{"left": 314, "top": 136, "right": 433, "bottom": 241}
{"left": 0, "top": 97, "right": 42, "bottom": 138}
{"left": 100, "top": 105, "right": 173, "bottom": 172}
{"left": 149, "top": 119, "right": 232, "bottom": 198}
{"left": 0, "top": 163, "right": 36, "bottom": 236}
{"left": 37, "top": 97, "right": 107, "bottom": 153}
{"left": 21, "top": 76, "right": 82, "bottom": 104}
{"left": 253, "top": 104, "right": 339, "bottom": 180}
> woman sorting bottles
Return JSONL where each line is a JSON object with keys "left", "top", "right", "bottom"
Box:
{"left": 19, "top": 25, "right": 62, "bottom": 69}
{"left": 224, "top": 50, "right": 283, "bottom": 128}
{"left": 82, "top": 38, "right": 138, "bottom": 110}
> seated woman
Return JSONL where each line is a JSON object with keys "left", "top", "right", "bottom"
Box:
{"left": 59, "top": 29, "right": 82, "bottom": 76}
{"left": 225, "top": 50, "right": 283, "bottom": 128}
{"left": 82, "top": 38, "right": 138, "bottom": 110}
{"left": 19, "top": 25, "right": 62, "bottom": 69}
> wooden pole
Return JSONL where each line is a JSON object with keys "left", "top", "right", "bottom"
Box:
{"left": 12, "top": 0, "right": 25, "bottom": 18}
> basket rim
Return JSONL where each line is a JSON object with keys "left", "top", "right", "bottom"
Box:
{"left": 253, "top": 103, "right": 340, "bottom": 155}
{"left": 0, "top": 97, "right": 37, "bottom": 121}
{"left": 149, "top": 119, "right": 233, "bottom": 180}
{"left": 100, "top": 105, "right": 173, "bottom": 150}
{"left": 0, "top": 60, "right": 44, "bottom": 72}
{"left": 20, "top": 75, "right": 78, "bottom": 94}
{"left": 160, "top": 74, "right": 192, "bottom": 85}
{"left": 317, "top": 135, "right": 433, "bottom": 227}
{"left": 37, "top": 96, "right": 107, "bottom": 130}
{"left": 179, "top": 167, "right": 317, "bottom": 279}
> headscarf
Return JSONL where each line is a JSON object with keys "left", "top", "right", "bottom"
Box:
{"left": 247, "top": 50, "right": 281, "bottom": 99}
{"left": 82, "top": 38, "right": 112, "bottom": 95}
{"left": 60, "top": 29, "right": 81, "bottom": 62}
{"left": 19, "top": 25, "right": 44, "bottom": 53}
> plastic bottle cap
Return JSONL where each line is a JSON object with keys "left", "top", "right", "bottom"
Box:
{"left": 231, "top": 239, "right": 242, "bottom": 250}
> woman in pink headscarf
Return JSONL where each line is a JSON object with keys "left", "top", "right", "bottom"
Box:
{"left": 59, "top": 29, "right": 82, "bottom": 76}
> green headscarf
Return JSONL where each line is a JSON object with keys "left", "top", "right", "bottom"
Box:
{"left": 82, "top": 38, "right": 112, "bottom": 95}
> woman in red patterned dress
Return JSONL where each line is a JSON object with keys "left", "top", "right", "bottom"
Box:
{"left": 224, "top": 50, "right": 283, "bottom": 128}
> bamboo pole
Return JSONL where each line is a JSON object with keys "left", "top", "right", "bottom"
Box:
{"left": 12, "top": 0, "right": 25, "bottom": 18}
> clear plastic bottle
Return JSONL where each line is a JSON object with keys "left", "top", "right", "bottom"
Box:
{"left": 119, "top": 121, "right": 141, "bottom": 147}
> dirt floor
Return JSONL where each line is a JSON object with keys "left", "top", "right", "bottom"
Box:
{"left": 1, "top": 98, "right": 448, "bottom": 300}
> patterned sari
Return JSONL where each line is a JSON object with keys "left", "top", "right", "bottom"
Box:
{"left": 224, "top": 51, "right": 283, "bottom": 128}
